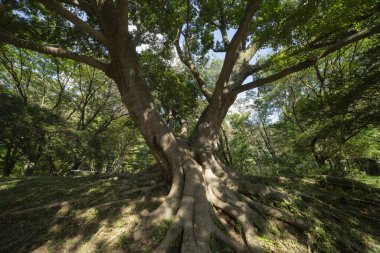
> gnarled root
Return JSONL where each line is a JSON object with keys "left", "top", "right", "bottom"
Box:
{"left": 131, "top": 151, "right": 314, "bottom": 253}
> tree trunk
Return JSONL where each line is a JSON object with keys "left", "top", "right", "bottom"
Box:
{"left": 24, "top": 159, "right": 35, "bottom": 176}
{"left": 70, "top": 159, "right": 82, "bottom": 172}
{"left": 105, "top": 39, "right": 309, "bottom": 252}
{"left": 48, "top": 157, "right": 58, "bottom": 176}
{"left": 2, "top": 146, "right": 17, "bottom": 177}
{"left": 3, "top": 160, "right": 15, "bottom": 177}
{"left": 95, "top": 159, "right": 104, "bottom": 174}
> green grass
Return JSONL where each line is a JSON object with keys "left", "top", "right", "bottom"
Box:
{"left": 349, "top": 173, "right": 380, "bottom": 189}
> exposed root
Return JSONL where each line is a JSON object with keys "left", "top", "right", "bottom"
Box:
{"left": 237, "top": 193, "right": 310, "bottom": 230}
{"left": 150, "top": 167, "right": 184, "bottom": 221}
{"left": 213, "top": 228, "right": 247, "bottom": 253}
{"left": 0, "top": 200, "right": 75, "bottom": 217}
{"left": 133, "top": 164, "right": 184, "bottom": 245}
{"left": 213, "top": 154, "right": 290, "bottom": 202}
{"left": 210, "top": 209, "right": 246, "bottom": 249}
{"left": 132, "top": 153, "right": 371, "bottom": 253}
{"left": 152, "top": 217, "right": 183, "bottom": 253}
{"left": 206, "top": 180, "right": 265, "bottom": 252}
{"left": 319, "top": 175, "right": 377, "bottom": 193}
{"left": 0, "top": 198, "right": 134, "bottom": 218}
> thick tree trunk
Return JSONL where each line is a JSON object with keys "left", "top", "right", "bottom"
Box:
{"left": 107, "top": 35, "right": 308, "bottom": 253}
{"left": 96, "top": 26, "right": 373, "bottom": 253}
{"left": 106, "top": 53, "right": 275, "bottom": 253}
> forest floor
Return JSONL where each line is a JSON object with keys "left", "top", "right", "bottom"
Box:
{"left": 0, "top": 172, "right": 379, "bottom": 253}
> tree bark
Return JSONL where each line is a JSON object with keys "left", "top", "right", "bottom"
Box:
{"left": 24, "top": 159, "right": 35, "bottom": 177}
{"left": 2, "top": 146, "right": 18, "bottom": 177}
{"left": 104, "top": 34, "right": 293, "bottom": 253}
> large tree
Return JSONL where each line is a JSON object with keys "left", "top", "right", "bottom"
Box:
{"left": 1, "top": 0, "right": 379, "bottom": 252}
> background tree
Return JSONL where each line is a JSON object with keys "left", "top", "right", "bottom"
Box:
{"left": 224, "top": 38, "right": 380, "bottom": 176}
{"left": 0, "top": 46, "right": 141, "bottom": 176}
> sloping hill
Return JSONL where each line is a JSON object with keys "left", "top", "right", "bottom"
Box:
{"left": 0, "top": 174, "right": 379, "bottom": 253}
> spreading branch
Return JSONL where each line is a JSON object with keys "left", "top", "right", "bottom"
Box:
{"left": 244, "top": 8, "right": 380, "bottom": 78}
{"left": 39, "top": 0, "right": 109, "bottom": 48}
{"left": 0, "top": 32, "right": 108, "bottom": 72}
{"left": 230, "top": 24, "right": 380, "bottom": 95}
{"left": 214, "top": 0, "right": 261, "bottom": 92}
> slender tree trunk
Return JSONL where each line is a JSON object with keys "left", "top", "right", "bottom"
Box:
{"left": 95, "top": 160, "right": 103, "bottom": 174}
{"left": 3, "top": 159, "right": 15, "bottom": 177}
{"left": 3, "top": 146, "right": 17, "bottom": 177}
{"left": 48, "top": 157, "right": 57, "bottom": 176}
{"left": 310, "top": 137, "right": 327, "bottom": 167}
{"left": 0, "top": 3, "right": 377, "bottom": 251}
{"left": 70, "top": 159, "right": 82, "bottom": 172}
{"left": 24, "top": 159, "right": 35, "bottom": 176}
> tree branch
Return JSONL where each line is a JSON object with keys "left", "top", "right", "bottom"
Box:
{"left": 246, "top": 28, "right": 372, "bottom": 77}
{"left": 0, "top": 32, "right": 108, "bottom": 72}
{"left": 218, "top": 2, "right": 230, "bottom": 48}
{"left": 116, "top": 0, "right": 129, "bottom": 45}
{"left": 230, "top": 24, "right": 380, "bottom": 95}
{"left": 59, "top": 0, "right": 98, "bottom": 16}
{"left": 39, "top": 0, "right": 109, "bottom": 48}
{"left": 59, "top": 0, "right": 99, "bottom": 17}
{"left": 214, "top": 0, "right": 261, "bottom": 93}
{"left": 133, "top": 1, "right": 143, "bottom": 44}
{"left": 174, "top": 28, "right": 213, "bottom": 101}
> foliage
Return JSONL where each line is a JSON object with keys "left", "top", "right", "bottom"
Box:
{"left": 225, "top": 38, "right": 380, "bottom": 176}
{"left": 0, "top": 46, "right": 149, "bottom": 176}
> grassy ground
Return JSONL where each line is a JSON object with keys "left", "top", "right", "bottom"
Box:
{"left": 0, "top": 173, "right": 379, "bottom": 253}
{"left": 0, "top": 174, "right": 167, "bottom": 253}
{"left": 348, "top": 173, "right": 380, "bottom": 189}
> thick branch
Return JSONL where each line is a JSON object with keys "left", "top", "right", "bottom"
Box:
{"left": 133, "top": 1, "right": 143, "bottom": 44}
{"left": 39, "top": 0, "right": 109, "bottom": 47}
{"left": 117, "top": 0, "right": 129, "bottom": 45}
{"left": 225, "top": 41, "right": 262, "bottom": 89}
{"left": 0, "top": 32, "right": 108, "bottom": 72}
{"left": 218, "top": 5, "right": 230, "bottom": 48}
{"left": 231, "top": 24, "right": 380, "bottom": 95}
{"left": 215, "top": 0, "right": 261, "bottom": 92}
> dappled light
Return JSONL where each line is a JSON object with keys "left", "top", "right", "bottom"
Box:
{"left": 0, "top": 174, "right": 168, "bottom": 252}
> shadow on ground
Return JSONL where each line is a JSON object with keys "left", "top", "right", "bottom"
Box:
{"left": 251, "top": 175, "right": 380, "bottom": 253}
{"left": 0, "top": 174, "right": 379, "bottom": 253}
{"left": 0, "top": 174, "right": 167, "bottom": 253}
